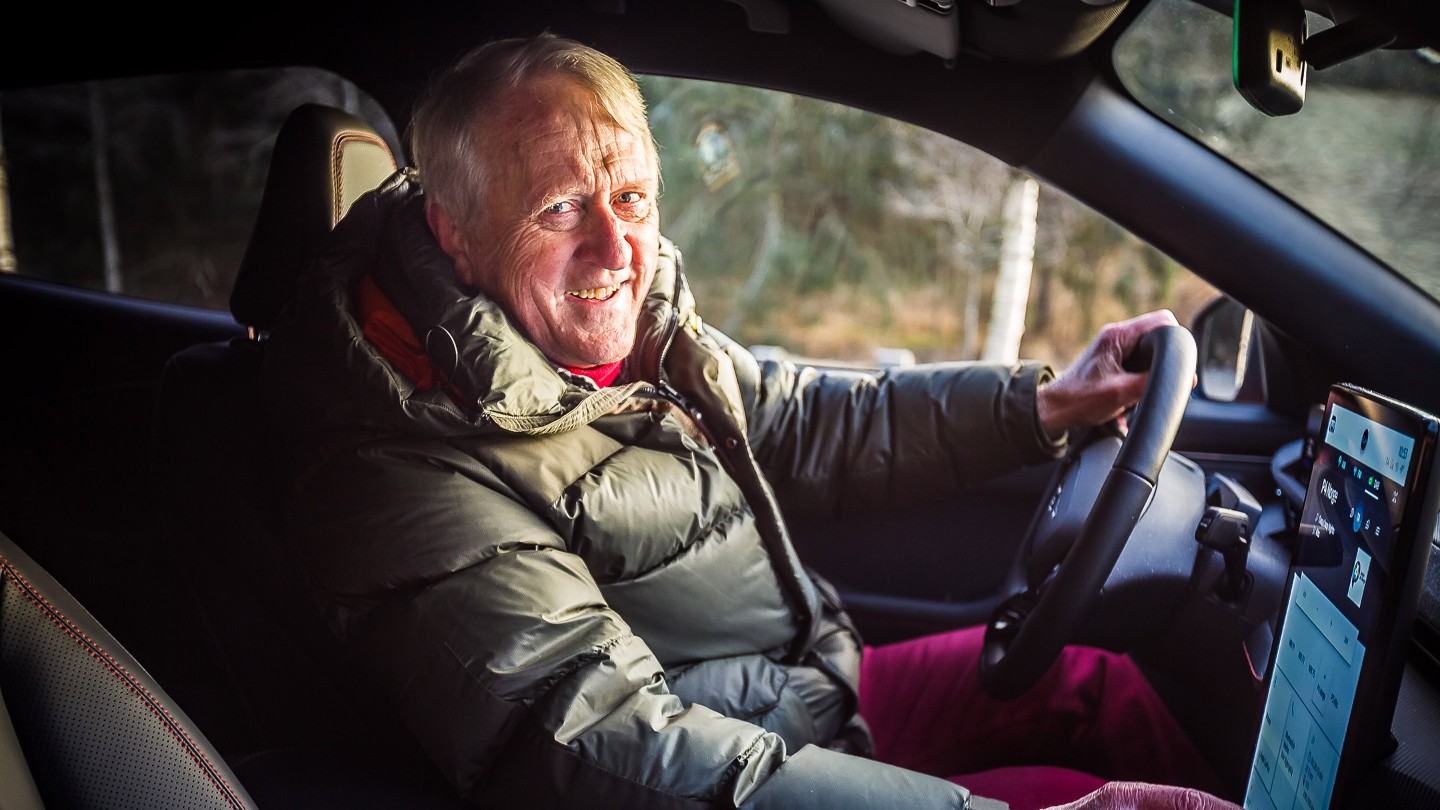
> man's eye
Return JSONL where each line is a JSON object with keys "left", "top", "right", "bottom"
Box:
{"left": 544, "top": 201, "right": 576, "bottom": 215}
{"left": 614, "top": 191, "right": 651, "bottom": 219}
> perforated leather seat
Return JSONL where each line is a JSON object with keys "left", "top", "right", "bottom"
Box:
{"left": 0, "top": 530, "right": 258, "bottom": 810}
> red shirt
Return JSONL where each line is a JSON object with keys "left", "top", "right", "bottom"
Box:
{"left": 561, "top": 360, "right": 623, "bottom": 388}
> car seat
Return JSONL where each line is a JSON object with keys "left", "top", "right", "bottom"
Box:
{"left": 155, "top": 103, "right": 400, "bottom": 760}
{"left": 153, "top": 104, "right": 468, "bottom": 808}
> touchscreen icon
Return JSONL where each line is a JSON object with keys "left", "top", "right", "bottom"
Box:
{"left": 1348, "top": 549, "right": 1371, "bottom": 608}
{"left": 1361, "top": 429, "right": 1370, "bottom": 453}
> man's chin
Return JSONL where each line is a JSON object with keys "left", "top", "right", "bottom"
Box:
{"left": 551, "top": 337, "right": 635, "bottom": 370}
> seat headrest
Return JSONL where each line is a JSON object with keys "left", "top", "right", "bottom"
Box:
{"left": 231, "top": 104, "right": 398, "bottom": 332}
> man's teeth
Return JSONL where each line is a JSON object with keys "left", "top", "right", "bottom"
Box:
{"left": 567, "top": 283, "right": 623, "bottom": 301}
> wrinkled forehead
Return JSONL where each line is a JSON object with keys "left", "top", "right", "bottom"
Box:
{"left": 488, "top": 78, "right": 658, "bottom": 206}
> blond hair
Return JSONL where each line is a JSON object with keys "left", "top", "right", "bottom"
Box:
{"left": 410, "top": 33, "right": 654, "bottom": 228}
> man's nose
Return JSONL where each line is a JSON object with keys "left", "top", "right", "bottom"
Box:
{"left": 581, "top": 206, "right": 632, "bottom": 270}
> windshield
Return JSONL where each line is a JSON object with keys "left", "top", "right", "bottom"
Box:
{"left": 1115, "top": 0, "right": 1440, "bottom": 300}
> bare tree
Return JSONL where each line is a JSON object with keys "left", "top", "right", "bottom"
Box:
{"left": 89, "top": 83, "right": 123, "bottom": 293}
{"left": 983, "top": 177, "right": 1039, "bottom": 363}
{"left": 0, "top": 101, "right": 15, "bottom": 273}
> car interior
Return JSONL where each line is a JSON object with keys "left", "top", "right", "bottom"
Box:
{"left": 1, "top": 0, "right": 1438, "bottom": 808}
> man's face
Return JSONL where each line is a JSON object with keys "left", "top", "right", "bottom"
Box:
{"left": 431, "top": 77, "right": 660, "bottom": 369}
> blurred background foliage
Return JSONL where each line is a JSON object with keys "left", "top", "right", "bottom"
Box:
{"left": 1, "top": 69, "right": 397, "bottom": 311}
{"left": 643, "top": 73, "right": 1214, "bottom": 367}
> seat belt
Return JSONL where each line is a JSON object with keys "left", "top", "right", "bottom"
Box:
{"left": 0, "top": 676, "right": 46, "bottom": 809}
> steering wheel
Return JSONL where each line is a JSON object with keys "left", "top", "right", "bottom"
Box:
{"left": 978, "top": 325, "right": 1196, "bottom": 699}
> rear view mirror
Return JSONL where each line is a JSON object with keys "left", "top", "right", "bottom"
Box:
{"left": 1233, "top": 0, "right": 1307, "bottom": 116}
{"left": 1194, "top": 296, "right": 1257, "bottom": 402}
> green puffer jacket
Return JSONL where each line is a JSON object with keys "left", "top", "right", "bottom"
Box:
{"left": 263, "top": 172, "right": 1063, "bottom": 809}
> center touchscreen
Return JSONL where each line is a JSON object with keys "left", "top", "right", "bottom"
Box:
{"left": 1244, "top": 388, "right": 1434, "bottom": 810}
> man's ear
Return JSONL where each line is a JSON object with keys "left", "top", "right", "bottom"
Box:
{"left": 425, "top": 200, "right": 476, "bottom": 285}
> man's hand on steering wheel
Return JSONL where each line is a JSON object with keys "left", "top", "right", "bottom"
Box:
{"left": 980, "top": 312, "right": 1196, "bottom": 698}
{"left": 1036, "top": 310, "right": 1182, "bottom": 438}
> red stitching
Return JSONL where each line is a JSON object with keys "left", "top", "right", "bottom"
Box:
{"left": 0, "top": 555, "right": 247, "bottom": 810}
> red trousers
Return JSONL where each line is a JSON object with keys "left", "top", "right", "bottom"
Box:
{"left": 859, "top": 626, "right": 1220, "bottom": 809}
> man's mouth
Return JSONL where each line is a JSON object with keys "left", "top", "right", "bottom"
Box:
{"left": 566, "top": 282, "right": 624, "bottom": 301}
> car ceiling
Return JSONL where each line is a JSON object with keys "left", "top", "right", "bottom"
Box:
{"left": 13, "top": 0, "right": 1435, "bottom": 131}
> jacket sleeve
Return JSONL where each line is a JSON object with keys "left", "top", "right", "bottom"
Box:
{"left": 289, "top": 438, "right": 968, "bottom": 809}
{"left": 713, "top": 327, "right": 1064, "bottom": 517}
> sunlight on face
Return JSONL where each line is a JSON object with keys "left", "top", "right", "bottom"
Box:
{"left": 444, "top": 77, "right": 660, "bottom": 369}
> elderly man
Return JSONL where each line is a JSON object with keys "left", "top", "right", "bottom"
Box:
{"left": 263, "top": 34, "right": 1231, "bottom": 810}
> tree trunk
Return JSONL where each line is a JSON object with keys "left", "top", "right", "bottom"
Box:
{"left": 724, "top": 188, "right": 783, "bottom": 335}
{"left": 89, "top": 83, "right": 122, "bottom": 293}
{"left": 982, "top": 177, "right": 1039, "bottom": 363}
{"left": 958, "top": 207, "right": 987, "bottom": 359}
{"left": 0, "top": 100, "right": 16, "bottom": 273}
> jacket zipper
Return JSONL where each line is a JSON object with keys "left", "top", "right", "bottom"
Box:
{"left": 649, "top": 259, "right": 711, "bottom": 438}
{"left": 651, "top": 258, "right": 684, "bottom": 397}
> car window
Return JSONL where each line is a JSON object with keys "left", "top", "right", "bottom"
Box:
{"left": 640, "top": 75, "right": 1216, "bottom": 369}
{"left": 1114, "top": 0, "right": 1440, "bottom": 300}
{"left": 0, "top": 68, "right": 399, "bottom": 310}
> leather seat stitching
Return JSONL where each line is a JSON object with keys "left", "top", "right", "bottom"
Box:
{"left": 0, "top": 555, "right": 247, "bottom": 809}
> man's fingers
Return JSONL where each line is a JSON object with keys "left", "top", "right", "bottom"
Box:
{"left": 1113, "top": 309, "right": 1180, "bottom": 360}
{"left": 1113, "top": 369, "right": 1150, "bottom": 411}
{"left": 1123, "top": 309, "right": 1180, "bottom": 332}
{"left": 1043, "top": 310, "right": 1185, "bottom": 434}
